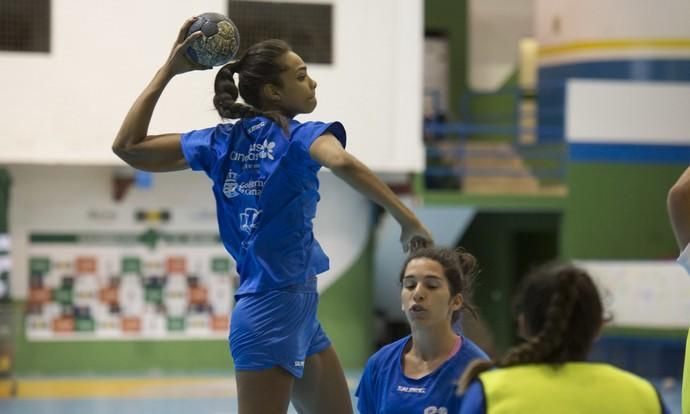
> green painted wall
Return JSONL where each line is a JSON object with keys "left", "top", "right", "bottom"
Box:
{"left": 460, "top": 212, "right": 560, "bottom": 352}
{"left": 12, "top": 316, "right": 231, "bottom": 374}
{"left": 425, "top": 0, "right": 468, "bottom": 120}
{"left": 318, "top": 238, "right": 374, "bottom": 368}
{"left": 12, "top": 241, "right": 374, "bottom": 375}
{"left": 561, "top": 163, "right": 682, "bottom": 259}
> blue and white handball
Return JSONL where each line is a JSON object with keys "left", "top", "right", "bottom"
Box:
{"left": 186, "top": 13, "right": 240, "bottom": 67}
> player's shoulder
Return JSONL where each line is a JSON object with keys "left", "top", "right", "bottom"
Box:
{"left": 459, "top": 336, "right": 490, "bottom": 360}
{"left": 290, "top": 119, "right": 345, "bottom": 139}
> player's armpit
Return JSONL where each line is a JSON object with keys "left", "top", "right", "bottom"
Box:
{"left": 112, "top": 133, "right": 189, "bottom": 172}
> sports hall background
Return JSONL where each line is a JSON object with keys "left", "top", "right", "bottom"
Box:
{"left": 0, "top": 0, "right": 688, "bottom": 412}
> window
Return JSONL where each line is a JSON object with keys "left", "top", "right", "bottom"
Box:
{"left": 229, "top": 1, "right": 332, "bottom": 64}
{"left": 0, "top": 0, "right": 50, "bottom": 52}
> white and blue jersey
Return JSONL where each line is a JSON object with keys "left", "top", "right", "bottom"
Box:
{"left": 356, "top": 335, "right": 489, "bottom": 414}
{"left": 180, "top": 116, "right": 346, "bottom": 296}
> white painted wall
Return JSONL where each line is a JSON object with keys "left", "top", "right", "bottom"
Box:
{"left": 566, "top": 79, "right": 690, "bottom": 145}
{"left": 423, "top": 37, "right": 449, "bottom": 117}
{"left": 469, "top": 0, "right": 534, "bottom": 91}
{"left": 0, "top": 0, "right": 424, "bottom": 173}
{"left": 536, "top": 0, "right": 690, "bottom": 66}
{"left": 579, "top": 260, "right": 690, "bottom": 328}
{"left": 536, "top": 0, "right": 690, "bottom": 47}
{"left": 7, "top": 165, "right": 369, "bottom": 298}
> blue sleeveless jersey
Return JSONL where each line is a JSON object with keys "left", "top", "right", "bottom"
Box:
{"left": 356, "top": 335, "right": 489, "bottom": 414}
{"left": 180, "top": 117, "right": 346, "bottom": 295}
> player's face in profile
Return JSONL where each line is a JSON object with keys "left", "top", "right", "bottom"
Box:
{"left": 401, "top": 258, "right": 461, "bottom": 326}
{"left": 274, "top": 51, "right": 318, "bottom": 116}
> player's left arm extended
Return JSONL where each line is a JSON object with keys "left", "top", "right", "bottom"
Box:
{"left": 310, "top": 133, "right": 432, "bottom": 251}
{"left": 668, "top": 166, "right": 690, "bottom": 249}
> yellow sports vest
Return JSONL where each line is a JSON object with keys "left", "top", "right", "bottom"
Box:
{"left": 479, "top": 363, "right": 661, "bottom": 414}
{"left": 683, "top": 328, "right": 690, "bottom": 414}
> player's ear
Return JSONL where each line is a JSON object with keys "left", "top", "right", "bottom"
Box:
{"left": 262, "top": 84, "right": 281, "bottom": 102}
{"left": 451, "top": 293, "right": 463, "bottom": 312}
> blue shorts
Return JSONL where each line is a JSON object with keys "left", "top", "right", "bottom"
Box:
{"left": 229, "top": 278, "right": 331, "bottom": 378}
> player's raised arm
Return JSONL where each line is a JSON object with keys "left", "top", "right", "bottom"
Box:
{"left": 112, "top": 17, "right": 208, "bottom": 172}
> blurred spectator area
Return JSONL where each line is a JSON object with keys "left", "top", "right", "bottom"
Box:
{"left": 423, "top": 83, "right": 567, "bottom": 196}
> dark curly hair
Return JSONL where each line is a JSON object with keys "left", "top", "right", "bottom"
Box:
{"left": 458, "top": 262, "right": 604, "bottom": 392}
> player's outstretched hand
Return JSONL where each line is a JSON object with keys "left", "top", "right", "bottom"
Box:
{"left": 400, "top": 223, "right": 434, "bottom": 253}
{"left": 163, "top": 17, "right": 211, "bottom": 75}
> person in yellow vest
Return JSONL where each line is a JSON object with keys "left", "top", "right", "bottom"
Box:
{"left": 668, "top": 166, "right": 690, "bottom": 414}
{"left": 456, "top": 262, "right": 669, "bottom": 414}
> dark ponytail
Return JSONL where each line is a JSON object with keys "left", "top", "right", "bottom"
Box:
{"left": 458, "top": 263, "right": 604, "bottom": 393}
{"left": 213, "top": 39, "right": 291, "bottom": 131}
